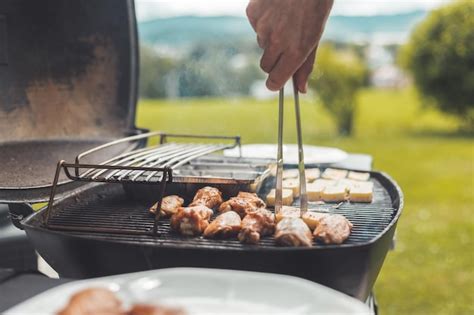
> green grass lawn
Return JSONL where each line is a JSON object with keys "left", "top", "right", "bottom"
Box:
{"left": 137, "top": 88, "right": 473, "bottom": 315}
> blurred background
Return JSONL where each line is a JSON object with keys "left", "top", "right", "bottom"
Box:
{"left": 134, "top": 1, "right": 473, "bottom": 314}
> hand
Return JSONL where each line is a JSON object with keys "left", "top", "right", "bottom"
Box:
{"left": 246, "top": 0, "right": 333, "bottom": 93}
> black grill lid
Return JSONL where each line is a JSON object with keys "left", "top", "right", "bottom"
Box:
{"left": 0, "top": 0, "right": 140, "bottom": 203}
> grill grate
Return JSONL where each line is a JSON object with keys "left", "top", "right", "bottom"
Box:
{"left": 46, "top": 176, "right": 397, "bottom": 248}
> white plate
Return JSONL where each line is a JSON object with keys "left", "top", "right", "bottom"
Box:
{"left": 5, "top": 268, "right": 370, "bottom": 315}
{"left": 224, "top": 144, "right": 348, "bottom": 165}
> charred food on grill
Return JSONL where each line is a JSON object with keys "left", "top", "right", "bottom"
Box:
{"left": 189, "top": 186, "right": 223, "bottom": 209}
{"left": 170, "top": 205, "right": 213, "bottom": 236}
{"left": 274, "top": 217, "right": 313, "bottom": 247}
{"left": 204, "top": 211, "right": 242, "bottom": 239}
{"left": 238, "top": 208, "right": 276, "bottom": 244}
{"left": 218, "top": 191, "right": 266, "bottom": 218}
{"left": 313, "top": 214, "right": 353, "bottom": 244}
{"left": 149, "top": 195, "right": 184, "bottom": 217}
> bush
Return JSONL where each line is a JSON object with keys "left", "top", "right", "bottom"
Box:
{"left": 400, "top": 1, "right": 474, "bottom": 129}
{"left": 309, "top": 45, "right": 367, "bottom": 136}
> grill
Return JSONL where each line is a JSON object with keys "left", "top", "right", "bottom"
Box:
{"left": 45, "top": 175, "right": 395, "bottom": 247}
{"left": 2, "top": 0, "right": 403, "bottom": 307}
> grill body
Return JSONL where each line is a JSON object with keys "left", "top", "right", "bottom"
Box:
{"left": 21, "top": 171, "right": 402, "bottom": 301}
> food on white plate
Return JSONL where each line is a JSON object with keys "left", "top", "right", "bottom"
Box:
{"left": 149, "top": 195, "right": 184, "bottom": 217}
{"left": 347, "top": 171, "right": 370, "bottom": 181}
{"left": 274, "top": 217, "right": 313, "bottom": 247}
{"left": 57, "top": 288, "right": 187, "bottom": 315}
{"left": 238, "top": 208, "right": 276, "bottom": 244}
{"left": 189, "top": 186, "right": 223, "bottom": 209}
{"left": 349, "top": 181, "right": 374, "bottom": 203}
{"left": 305, "top": 168, "right": 321, "bottom": 182}
{"left": 302, "top": 211, "right": 329, "bottom": 231}
{"left": 282, "top": 178, "right": 300, "bottom": 197}
{"left": 321, "top": 185, "right": 348, "bottom": 202}
{"left": 266, "top": 188, "right": 293, "bottom": 206}
{"left": 170, "top": 205, "right": 213, "bottom": 236}
{"left": 282, "top": 169, "right": 300, "bottom": 179}
{"left": 204, "top": 211, "right": 242, "bottom": 239}
{"left": 129, "top": 304, "right": 186, "bottom": 315}
{"left": 218, "top": 191, "right": 266, "bottom": 218}
{"left": 313, "top": 214, "right": 353, "bottom": 244}
{"left": 57, "top": 287, "right": 123, "bottom": 315}
{"left": 322, "top": 168, "right": 348, "bottom": 180}
{"left": 275, "top": 205, "right": 301, "bottom": 223}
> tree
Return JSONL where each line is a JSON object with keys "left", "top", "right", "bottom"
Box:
{"left": 309, "top": 45, "right": 367, "bottom": 136}
{"left": 139, "top": 45, "right": 176, "bottom": 99}
{"left": 400, "top": 1, "right": 474, "bottom": 129}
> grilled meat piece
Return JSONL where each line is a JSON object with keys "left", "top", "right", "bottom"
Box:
{"left": 301, "top": 211, "right": 329, "bottom": 230}
{"left": 170, "top": 205, "right": 213, "bottom": 236}
{"left": 274, "top": 217, "right": 313, "bottom": 247}
{"left": 275, "top": 206, "right": 301, "bottom": 223}
{"left": 149, "top": 195, "right": 184, "bottom": 217}
{"left": 128, "top": 304, "right": 186, "bottom": 315}
{"left": 238, "top": 208, "right": 275, "bottom": 244}
{"left": 204, "top": 211, "right": 241, "bottom": 239}
{"left": 189, "top": 186, "right": 223, "bottom": 209}
{"left": 313, "top": 214, "right": 353, "bottom": 244}
{"left": 218, "top": 192, "right": 266, "bottom": 218}
{"left": 57, "top": 288, "right": 123, "bottom": 315}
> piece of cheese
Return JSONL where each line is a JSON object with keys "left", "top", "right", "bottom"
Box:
{"left": 282, "top": 178, "right": 300, "bottom": 197}
{"left": 302, "top": 211, "right": 329, "bottom": 230}
{"left": 349, "top": 182, "right": 374, "bottom": 202}
{"left": 305, "top": 168, "right": 321, "bottom": 182}
{"left": 312, "top": 179, "right": 337, "bottom": 189}
{"left": 322, "top": 168, "right": 348, "bottom": 180}
{"left": 348, "top": 171, "right": 370, "bottom": 181}
{"left": 322, "top": 185, "right": 347, "bottom": 202}
{"left": 266, "top": 188, "right": 294, "bottom": 207}
{"left": 275, "top": 206, "right": 301, "bottom": 222}
{"left": 337, "top": 179, "right": 359, "bottom": 193}
{"left": 282, "top": 169, "right": 299, "bottom": 179}
{"left": 306, "top": 183, "right": 325, "bottom": 201}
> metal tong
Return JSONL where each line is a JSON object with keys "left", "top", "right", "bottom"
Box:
{"left": 275, "top": 78, "right": 308, "bottom": 216}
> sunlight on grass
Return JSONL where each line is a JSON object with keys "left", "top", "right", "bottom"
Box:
{"left": 137, "top": 87, "right": 473, "bottom": 315}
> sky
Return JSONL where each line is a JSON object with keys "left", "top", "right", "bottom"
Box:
{"left": 135, "top": 0, "right": 450, "bottom": 21}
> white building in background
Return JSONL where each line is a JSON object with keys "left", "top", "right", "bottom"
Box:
{"left": 371, "top": 64, "right": 409, "bottom": 88}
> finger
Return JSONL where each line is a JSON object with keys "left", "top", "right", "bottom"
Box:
{"left": 260, "top": 46, "right": 282, "bottom": 73}
{"left": 293, "top": 48, "right": 317, "bottom": 93}
{"left": 266, "top": 52, "right": 305, "bottom": 91}
{"left": 246, "top": 0, "right": 262, "bottom": 32}
{"left": 257, "top": 35, "right": 267, "bottom": 49}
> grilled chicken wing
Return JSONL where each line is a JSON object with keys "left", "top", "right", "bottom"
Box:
{"left": 128, "top": 304, "right": 186, "bottom": 315}
{"left": 238, "top": 208, "right": 275, "bottom": 244}
{"left": 149, "top": 195, "right": 184, "bottom": 217}
{"left": 313, "top": 214, "right": 353, "bottom": 244}
{"left": 274, "top": 217, "right": 313, "bottom": 247}
{"left": 170, "top": 205, "right": 213, "bottom": 236}
{"left": 218, "top": 192, "right": 266, "bottom": 218}
{"left": 189, "top": 186, "right": 223, "bottom": 209}
{"left": 301, "top": 211, "right": 329, "bottom": 230}
{"left": 57, "top": 288, "right": 124, "bottom": 315}
{"left": 204, "top": 211, "right": 241, "bottom": 239}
